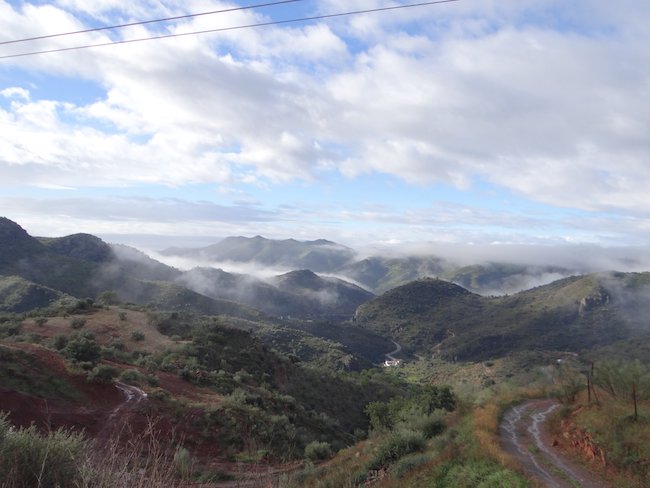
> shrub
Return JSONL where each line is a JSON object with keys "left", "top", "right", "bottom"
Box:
{"left": 367, "top": 429, "right": 426, "bottom": 471}
{"left": 392, "top": 452, "right": 432, "bottom": 478}
{"left": 70, "top": 317, "right": 86, "bottom": 329}
{"left": 0, "top": 320, "right": 21, "bottom": 338}
{"left": 87, "top": 364, "right": 119, "bottom": 383}
{"left": 173, "top": 447, "right": 193, "bottom": 479}
{"left": 120, "top": 368, "right": 147, "bottom": 385}
{"left": 63, "top": 334, "right": 101, "bottom": 365}
{"left": 34, "top": 317, "right": 48, "bottom": 327}
{"left": 118, "top": 311, "right": 127, "bottom": 321}
{"left": 304, "top": 441, "right": 332, "bottom": 461}
{"left": 434, "top": 459, "right": 529, "bottom": 488}
{"left": 131, "top": 331, "right": 145, "bottom": 341}
{"left": 0, "top": 412, "right": 86, "bottom": 488}
{"left": 53, "top": 335, "right": 68, "bottom": 350}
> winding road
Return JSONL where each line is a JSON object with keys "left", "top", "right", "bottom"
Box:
{"left": 99, "top": 381, "right": 148, "bottom": 439}
{"left": 385, "top": 341, "right": 402, "bottom": 362}
{"left": 500, "top": 399, "right": 610, "bottom": 488}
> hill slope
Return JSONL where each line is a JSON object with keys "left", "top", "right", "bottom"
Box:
{"left": 161, "top": 235, "right": 356, "bottom": 272}
{"left": 0, "top": 276, "right": 69, "bottom": 313}
{"left": 355, "top": 273, "right": 650, "bottom": 361}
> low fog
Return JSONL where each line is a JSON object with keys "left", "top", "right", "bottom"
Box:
{"left": 354, "top": 242, "right": 650, "bottom": 273}
{"left": 139, "top": 238, "right": 650, "bottom": 297}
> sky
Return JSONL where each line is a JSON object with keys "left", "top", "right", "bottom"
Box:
{"left": 1, "top": 0, "right": 650, "bottom": 256}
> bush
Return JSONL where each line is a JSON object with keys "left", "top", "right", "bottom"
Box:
{"left": 173, "top": 447, "right": 193, "bottom": 479}
{"left": 434, "top": 459, "right": 529, "bottom": 488}
{"left": 0, "top": 321, "right": 21, "bottom": 338}
{"left": 70, "top": 317, "right": 86, "bottom": 329}
{"left": 118, "top": 311, "right": 127, "bottom": 321}
{"left": 87, "top": 364, "right": 119, "bottom": 383}
{"left": 0, "top": 411, "right": 186, "bottom": 488}
{"left": 304, "top": 441, "right": 332, "bottom": 461}
{"left": 63, "top": 334, "right": 101, "bottom": 365}
{"left": 34, "top": 317, "right": 48, "bottom": 327}
{"left": 0, "top": 412, "right": 86, "bottom": 488}
{"left": 131, "top": 331, "right": 145, "bottom": 341}
{"left": 367, "top": 429, "right": 426, "bottom": 471}
{"left": 53, "top": 335, "right": 68, "bottom": 350}
{"left": 392, "top": 452, "right": 432, "bottom": 478}
{"left": 120, "top": 368, "right": 147, "bottom": 385}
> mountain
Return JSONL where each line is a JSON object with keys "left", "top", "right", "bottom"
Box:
{"left": 271, "top": 269, "right": 374, "bottom": 317}
{"left": 354, "top": 273, "right": 650, "bottom": 361}
{"left": 161, "top": 233, "right": 577, "bottom": 297}
{"left": 176, "top": 267, "right": 374, "bottom": 318}
{"left": 337, "top": 255, "right": 450, "bottom": 294}
{"left": 0, "top": 275, "right": 70, "bottom": 313}
{"left": 161, "top": 235, "right": 356, "bottom": 272}
{"left": 0, "top": 218, "right": 263, "bottom": 319}
{"left": 175, "top": 267, "right": 305, "bottom": 317}
{"left": 441, "top": 262, "right": 571, "bottom": 296}
{"left": 39, "top": 233, "right": 114, "bottom": 263}
{"left": 0, "top": 218, "right": 98, "bottom": 297}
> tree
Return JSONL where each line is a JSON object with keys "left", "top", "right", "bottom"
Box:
{"left": 63, "top": 334, "right": 101, "bottom": 365}
{"left": 555, "top": 362, "right": 584, "bottom": 404}
{"left": 366, "top": 401, "right": 393, "bottom": 432}
{"left": 594, "top": 360, "right": 650, "bottom": 421}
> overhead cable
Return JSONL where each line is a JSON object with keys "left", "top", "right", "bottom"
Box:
{"left": 0, "top": 0, "right": 461, "bottom": 60}
{"left": 0, "top": 0, "right": 305, "bottom": 46}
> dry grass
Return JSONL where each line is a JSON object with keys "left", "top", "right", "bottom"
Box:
{"left": 80, "top": 417, "right": 185, "bottom": 488}
{"left": 469, "top": 386, "right": 550, "bottom": 472}
{"left": 21, "top": 307, "right": 179, "bottom": 354}
{"left": 571, "top": 389, "right": 650, "bottom": 487}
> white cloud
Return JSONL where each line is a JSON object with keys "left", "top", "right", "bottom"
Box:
{"left": 0, "top": 87, "right": 30, "bottom": 100}
{"left": 1, "top": 0, "right": 650, "bottom": 244}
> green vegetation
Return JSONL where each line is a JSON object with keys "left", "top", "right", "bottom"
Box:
{"left": 545, "top": 361, "right": 650, "bottom": 486}
{"left": 0, "top": 344, "right": 80, "bottom": 401}
{"left": 0, "top": 412, "right": 86, "bottom": 488}
{"left": 0, "top": 412, "right": 184, "bottom": 488}
{"left": 4, "top": 218, "right": 650, "bottom": 486}
{"left": 355, "top": 274, "right": 650, "bottom": 361}
{"left": 62, "top": 333, "right": 101, "bottom": 365}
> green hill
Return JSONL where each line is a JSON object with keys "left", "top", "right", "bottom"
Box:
{"left": 354, "top": 273, "right": 650, "bottom": 361}
{"left": 0, "top": 275, "right": 69, "bottom": 313}
{"left": 161, "top": 235, "right": 356, "bottom": 272}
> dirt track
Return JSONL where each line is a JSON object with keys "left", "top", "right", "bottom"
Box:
{"left": 500, "top": 399, "right": 610, "bottom": 488}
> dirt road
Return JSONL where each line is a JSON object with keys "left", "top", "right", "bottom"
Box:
{"left": 500, "top": 399, "right": 610, "bottom": 488}
{"left": 385, "top": 341, "right": 402, "bottom": 361}
{"left": 98, "top": 381, "right": 148, "bottom": 439}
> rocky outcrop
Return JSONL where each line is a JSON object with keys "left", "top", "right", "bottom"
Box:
{"left": 560, "top": 424, "right": 607, "bottom": 466}
{"left": 579, "top": 288, "right": 610, "bottom": 314}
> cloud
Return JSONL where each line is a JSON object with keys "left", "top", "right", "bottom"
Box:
{"left": 1, "top": 0, "right": 650, "bottom": 245}
{"left": 0, "top": 87, "right": 30, "bottom": 100}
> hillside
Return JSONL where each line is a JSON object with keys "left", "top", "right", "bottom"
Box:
{"left": 0, "top": 218, "right": 263, "bottom": 319}
{"left": 441, "top": 262, "right": 571, "bottom": 296}
{"left": 354, "top": 273, "right": 650, "bottom": 361}
{"left": 161, "top": 235, "right": 356, "bottom": 272}
{"left": 0, "top": 275, "right": 70, "bottom": 313}
{"left": 0, "top": 218, "right": 99, "bottom": 297}
{"left": 271, "top": 269, "right": 374, "bottom": 317}
{"left": 337, "top": 255, "right": 450, "bottom": 294}
{"left": 0, "top": 304, "right": 413, "bottom": 482}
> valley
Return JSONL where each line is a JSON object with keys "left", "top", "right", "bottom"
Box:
{"left": 0, "top": 217, "right": 649, "bottom": 487}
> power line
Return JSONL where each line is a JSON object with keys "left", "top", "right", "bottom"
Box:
{"left": 0, "top": 0, "right": 461, "bottom": 60}
{"left": 0, "top": 0, "right": 305, "bottom": 46}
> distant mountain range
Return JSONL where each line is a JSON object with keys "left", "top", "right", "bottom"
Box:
{"left": 161, "top": 235, "right": 355, "bottom": 273}
{"left": 2, "top": 216, "right": 650, "bottom": 364}
{"left": 0, "top": 218, "right": 372, "bottom": 318}
{"left": 161, "top": 236, "right": 578, "bottom": 296}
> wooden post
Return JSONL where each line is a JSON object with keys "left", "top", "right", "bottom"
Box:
{"left": 632, "top": 382, "right": 638, "bottom": 421}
